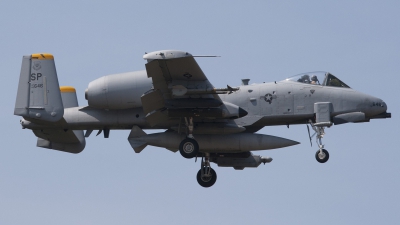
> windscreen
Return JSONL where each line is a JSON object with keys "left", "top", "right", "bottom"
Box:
{"left": 284, "top": 72, "right": 351, "bottom": 88}
{"left": 323, "top": 74, "right": 350, "bottom": 88}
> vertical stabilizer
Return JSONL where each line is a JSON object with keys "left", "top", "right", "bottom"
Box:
{"left": 14, "top": 53, "right": 63, "bottom": 122}
{"left": 60, "top": 86, "right": 79, "bottom": 108}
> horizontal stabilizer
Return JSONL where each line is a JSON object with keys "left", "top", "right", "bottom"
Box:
{"left": 34, "top": 129, "right": 85, "bottom": 153}
{"left": 128, "top": 126, "right": 147, "bottom": 153}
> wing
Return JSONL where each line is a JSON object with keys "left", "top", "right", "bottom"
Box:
{"left": 141, "top": 50, "right": 244, "bottom": 128}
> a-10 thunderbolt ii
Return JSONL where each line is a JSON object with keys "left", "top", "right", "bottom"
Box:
{"left": 14, "top": 50, "right": 391, "bottom": 187}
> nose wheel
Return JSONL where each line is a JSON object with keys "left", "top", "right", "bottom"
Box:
{"left": 315, "top": 149, "right": 329, "bottom": 163}
{"left": 308, "top": 120, "right": 331, "bottom": 163}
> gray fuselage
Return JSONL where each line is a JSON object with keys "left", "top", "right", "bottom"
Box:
{"left": 21, "top": 70, "right": 388, "bottom": 131}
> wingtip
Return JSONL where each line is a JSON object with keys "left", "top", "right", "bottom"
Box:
{"left": 143, "top": 50, "right": 192, "bottom": 60}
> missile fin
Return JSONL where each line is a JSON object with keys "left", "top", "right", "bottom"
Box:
{"left": 128, "top": 126, "right": 147, "bottom": 153}
{"left": 129, "top": 140, "right": 147, "bottom": 153}
{"left": 128, "top": 125, "right": 146, "bottom": 137}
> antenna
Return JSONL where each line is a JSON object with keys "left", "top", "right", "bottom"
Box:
{"left": 192, "top": 55, "right": 221, "bottom": 57}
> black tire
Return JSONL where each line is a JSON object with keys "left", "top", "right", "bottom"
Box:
{"left": 179, "top": 138, "right": 199, "bottom": 159}
{"left": 315, "top": 149, "right": 329, "bottom": 163}
{"left": 197, "top": 168, "right": 217, "bottom": 188}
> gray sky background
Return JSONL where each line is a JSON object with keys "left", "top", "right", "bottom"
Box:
{"left": 1, "top": 1, "right": 399, "bottom": 224}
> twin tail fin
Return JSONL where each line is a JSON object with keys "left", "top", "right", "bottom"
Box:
{"left": 14, "top": 53, "right": 63, "bottom": 122}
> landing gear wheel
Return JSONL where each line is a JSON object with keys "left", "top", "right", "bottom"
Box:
{"left": 179, "top": 138, "right": 199, "bottom": 159}
{"left": 197, "top": 167, "right": 217, "bottom": 188}
{"left": 315, "top": 149, "right": 329, "bottom": 163}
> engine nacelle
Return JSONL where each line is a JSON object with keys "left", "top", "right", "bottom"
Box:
{"left": 85, "top": 70, "right": 152, "bottom": 109}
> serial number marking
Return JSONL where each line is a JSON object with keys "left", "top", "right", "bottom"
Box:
{"left": 31, "top": 84, "right": 43, "bottom": 88}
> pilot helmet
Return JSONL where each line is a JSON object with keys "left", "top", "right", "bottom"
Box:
{"left": 301, "top": 75, "right": 310, "bottom": 83}
{"left": 311, "top": 75, "right": 318, "bottom": 81}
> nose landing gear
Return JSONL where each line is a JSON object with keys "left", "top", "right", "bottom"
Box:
{"left": 308, "top": 120, "right": 331, "bottom": 163}
{"left": 315, "top": 149, "right": 329, "bottom": 163}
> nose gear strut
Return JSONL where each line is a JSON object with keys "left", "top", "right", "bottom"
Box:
{"left": 308, "top": 120, "right": 331, "bottom": 163}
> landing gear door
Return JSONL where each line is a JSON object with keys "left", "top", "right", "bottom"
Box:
{"left": 314, "top": 102, "right": 332, "bottom": 123}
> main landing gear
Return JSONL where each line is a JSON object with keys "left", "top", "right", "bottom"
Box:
{"left": 179, "top": 138, "right": 199, "bottom": 158}
{"left": 179, "top": 117, "right": 199, "bottom": 158}
{"left": 178, "top": 117, "right": 217, "bottom": 187}
{"left": 309, "top": 120, "right": 331, "bottom": 163}
{"left": 197, "top": 153, "right": 217, "bottom": 187}
{"left": 179, "top": 138, "right": 217, "bottom": 187}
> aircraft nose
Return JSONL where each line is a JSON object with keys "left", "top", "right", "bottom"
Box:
{"left": 368, "top": 97, "right": 387, "bottom": 116}
{"left": 381, "top": 99, "right": 388, "bottom": 112}
{"left": 376, "top": 98, "right": 387, "bottom": 112}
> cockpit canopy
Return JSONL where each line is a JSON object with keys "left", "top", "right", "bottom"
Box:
{"left": 284, "top": 71, "right": 350, "bottom": 88}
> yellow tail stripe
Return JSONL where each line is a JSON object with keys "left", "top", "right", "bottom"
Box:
{"left": 60, "top": 86, "right": 76, "bottom": 93}
{"left": 31, "top": 53, "right": 54, "bottom": 60}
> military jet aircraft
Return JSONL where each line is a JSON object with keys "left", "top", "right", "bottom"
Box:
{"left": 14, "top": 50, "right": 391, "bottom": 187}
